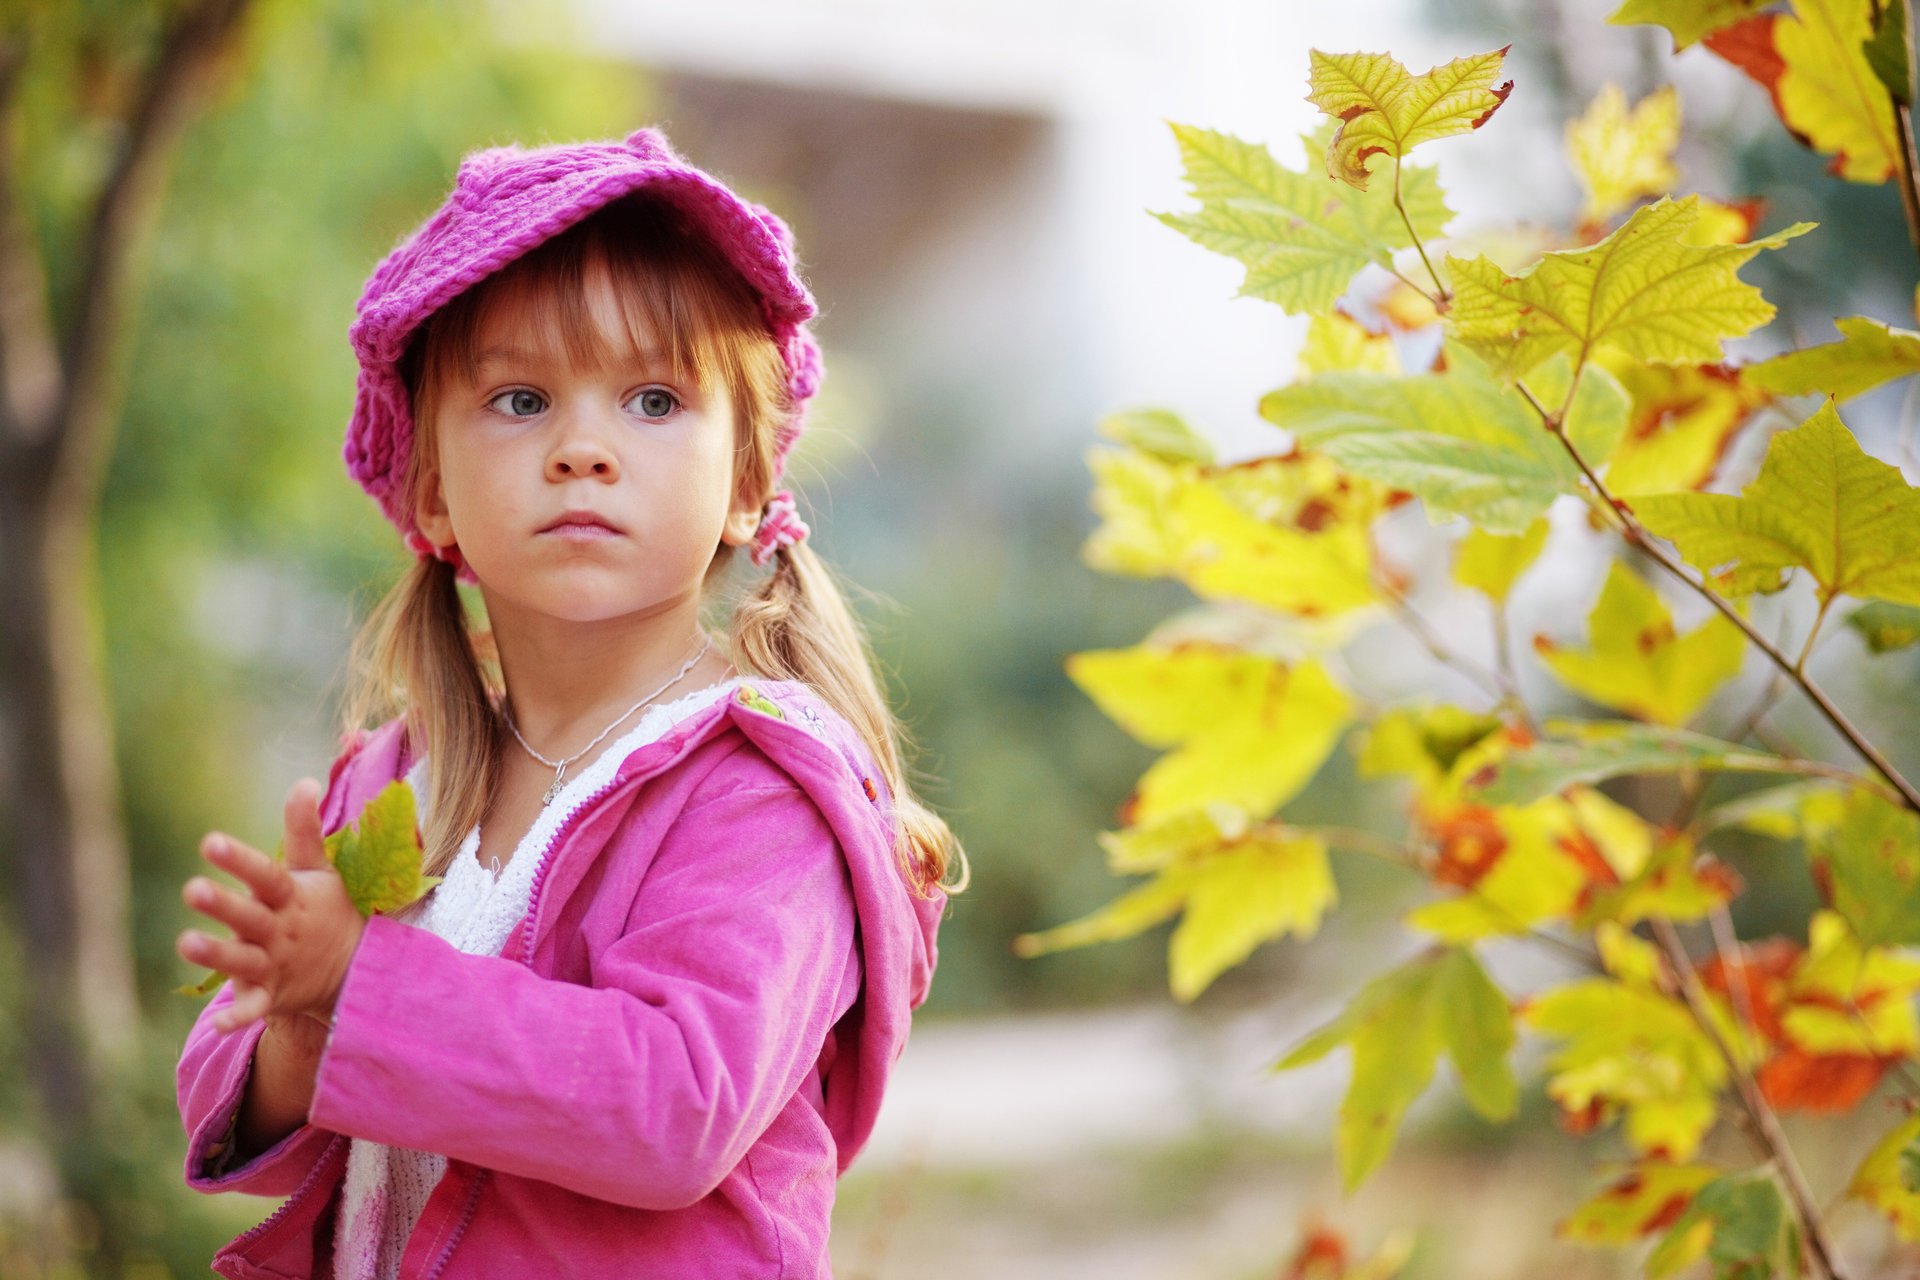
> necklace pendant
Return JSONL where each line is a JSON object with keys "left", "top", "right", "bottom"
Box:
{"left": 542, "top": 766, "right": 567, "bottom": 806}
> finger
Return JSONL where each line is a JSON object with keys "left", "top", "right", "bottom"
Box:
{"left": 201, "top": 833, "right": 295, "bottom": 909}
{"left": 177, "top": 929, "right": 270, "bottom": 984}
{"left": 283, "top": 777, "right": 328, "bottom": 872}
{"left": 182, "top": 876, "right": 276, "bottom": 941}
{"left": 215, "top": 983, "right": 272, "bottom": 1034}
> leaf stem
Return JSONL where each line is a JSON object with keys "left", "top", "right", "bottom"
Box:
{"left": 1515, "top": 384, "right": 1920, "bottom": 816}
{"left": 1648, "top": 916, "right": 1848, "bottom": 1280}
{"left": 1371, "top": 566, "right": 1512, "bottom": 710}
{"left": 1393, "top": 157, "right": 1449, "bottom": 303}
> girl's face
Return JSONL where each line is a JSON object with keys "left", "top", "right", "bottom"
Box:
{"left": 411, "top": 259, "right": 760, "bottom": 631}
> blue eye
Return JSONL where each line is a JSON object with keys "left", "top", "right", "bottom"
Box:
{"left": 631, "top": 388, "right": 678, "bottom": 419}
{"left": 488, "top": 389, "right": 545, "bottom": 417}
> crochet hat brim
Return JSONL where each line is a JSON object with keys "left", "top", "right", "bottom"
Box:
{"left": 343, "top": 130, "right": 822, "bottom": 546}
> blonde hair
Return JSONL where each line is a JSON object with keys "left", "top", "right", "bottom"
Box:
{"left": 339, "top": 193, "right": 965, "bottom": 898}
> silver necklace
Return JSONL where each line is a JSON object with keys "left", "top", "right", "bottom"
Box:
{"left": 503, "top": 635, "right": 713, "bottom": 805}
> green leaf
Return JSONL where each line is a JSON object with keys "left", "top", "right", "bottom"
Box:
{"left": 1444, "top": 195, "right": 1813, "bottom": 380}
{"left": 1608, "top": 0, "right": 1772, "bottom": 49}
{"left": 1154, "top": 121, "right": 1453, "bottom": 315}
{"left": 178, "top": 779, "right": 440, "bottom": 999}
{"left": 1305, "top": 46, "right": 1514, "bottom": 188}
{"left": 1866, "top": 0, "right": 1913, "bottom": 107}
{"left": 1699, "top": 779, "right": 1844, "bottom": 840}
{"left": 1273, "top": 947, "right": 1516, "bottom": 1190}
{"left": 1465, "top": 719, "right": 1809, "bottom": 805}
{"left": 1257, "top": 350, "right": 1628, "bottom": 534}
{"left": 1631, "top": 399, "right": 1920, "bottom": 605}
{"left": 1742, "top": 315, "right": 1920, "bottom": 401}
{"left": 1810, "top": 788, "right": 1920, "bottom": 947}
{"left": 1532, "top": 560, "right": 1747, "bottom": 725}
{"left": 327, "top": 779, "right": 442, "bottom": 917}
{"left": 1845, "top": 599, "right": 1920, "bottom": 652}
{"left": 1646, "top": 1171, "right": 1796, "bottom": 1280}
{"left": 1098, "top": 408, "right": 1216, "bottom": 465}
{"left": 1848, "top": 1112, "right": 1920, "bottom": 1240}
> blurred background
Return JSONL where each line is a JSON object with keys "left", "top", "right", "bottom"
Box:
{"left": 5, "top": 0, "right": 1920, "bottom": 1276}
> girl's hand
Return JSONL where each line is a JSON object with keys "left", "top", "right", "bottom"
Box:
{"left": 177, "top": 778, "right": 368, "bottom": 1035}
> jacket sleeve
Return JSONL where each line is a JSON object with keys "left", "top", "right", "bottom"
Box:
{"left": 174, "top": 724, "right": 378, "bottom": 1196}
{"left": 176, "top": 981, "right": 339, "bottom": 1197}
{"left": 305, "top": 772, "right": 862, "bottom": 1210}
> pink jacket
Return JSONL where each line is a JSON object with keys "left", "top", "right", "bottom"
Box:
{"left": 176, "top": 679, "right": 943, "bottom": 1278}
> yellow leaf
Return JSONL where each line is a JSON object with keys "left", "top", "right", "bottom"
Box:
{"left": 1066, "top": 644, "right": 1353, "bottom": 822}
{"left": 1532, "top": 560, "right": 1747, "bottom": 725}
{"left": 1354, "top": 702, "right": 1506, "bottom": 793}
{"left": 1521, "top": 974, "right": 1727, "bottom": 1160}
{"left": 1848, "top": 1111, "right": 1920, "bottom": 1239}
{"left": 1777, "top": 0, "right": 1900, "bottom": 183}
{"left": 1096, "top": 803, "right": 1250, "bottom": 874}
{"left": 1781, "top": 909, "right": 1920, "bottom": 1054}
{"left": 1744, "top": 314, "right": 1920, "bottom": 401}
{"left": 1632, "top": 399, "right": 1920, "bottom": 605}
{"left": 1306, "top": 46, "right": 1515, "bottom": 189}
{"left": 1170, "top": 833, "right": 1337, "bottom": 1000}
{"left": 1082, "top": 446, "right": 1381, "bottom": 618}
{"left": 1445, "top": 195, "right": 1814, "bottom": 380}
{"left": 1558, "top": 1160, "right": 1723, "bottom": 1245}
{"left": 1404, "top": 798, "right": 1594, "bottom": 942}
{"left": 1575, "top": 832, "right": 1742, "bottom": 928}
{"left": 1098, "top": 408, "right": 1216, "bottom": 465}
{"left": 1452, "top": 517, "right": 1549, "bottom": 602}
{"left": 1567, "top": 84, "right": 1683, "bottom": 224}
{"left": 1298, "top": 311, "right": 1402, "bottom": 376}
{"left": 1598, "top": 358, "right": 1767, "bottom": 497}
{"left": 1608, "top": 0, "right": 1772, "bottom": 49}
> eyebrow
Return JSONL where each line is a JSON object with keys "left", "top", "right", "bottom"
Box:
{"left": 474, "top": 344, "right": 674, "bottom": 370}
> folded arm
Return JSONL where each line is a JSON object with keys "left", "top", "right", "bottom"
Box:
{"left": 306, "top": 776, "right": 862, "bottom": 1209}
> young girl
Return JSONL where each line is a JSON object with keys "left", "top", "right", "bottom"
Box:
{"left": 172, "top": 127, "right": 963, "bottom": 1279}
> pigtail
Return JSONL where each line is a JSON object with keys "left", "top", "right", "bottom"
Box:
{"left": 730, "top": 538, "right": 967, "bottom": 898}
{"left": 339, "top": 551, "right": 503, "bottom": 881}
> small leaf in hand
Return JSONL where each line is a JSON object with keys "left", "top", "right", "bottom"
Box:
{"left": 327, "top": 779, "right": 441, "bottom": 916}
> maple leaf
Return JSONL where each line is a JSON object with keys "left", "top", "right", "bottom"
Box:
{"left": 1532, "top": 560, "right": 1747, "bottom": 726}
{"left": 1097, "top": 407, "right": 1216, "bottom": 465}
{"left": 1743, "top": 314, "right": 1920, "bottom": 401}
{"left": 1522, "top": 928, "right": 1728, "bottom": 1161}
{"left": 1065, "top": 643, "right": 1353, "bottom": 823}
{"left": 1305, "top": 46, "right": 1514, "bottom": 190}
{"left": 1558, "top": 1161, "right": 1723, "bottom": 1246}
{"left": 1258, "top": 349, "right": 1629, "bottom": 535}
{"left": 1776, "top": 0, "right": 1901, "bottom": 182}
{"left": 1598, "top": 358, "right": 1766, "bottom": 498}
{"left": 1297, "top": 310, "right": 1402, "bottom": 377}
{"left": 1608, "top": 0, "right": 1773, "bottom": 49}
{"left": 1566, "top": 84, "right": 1683, "bottom": 225}
{"left": 1274, "top": 947, "right": 1517, "bottom": 1190}
{"left": 1082, "top": 446, "right": 1380, "bottom": 617}
{"left": 1806, "top": 787, "right": 1920, "bottom": 948}
{"left": 1013, "top": 809, "right": 1336, "bottom": 1001}
{"left": 1631, "top": 399, "right": 1920, "bottom": 605}
{"left": 1451, "top": 516, "right": 1550, "bottom": 602}
{"left": 1845, "top": 599, "right": 1920, "bottom": 652}
{"left": 1643, "top": 1171, "right": 1800, "bottom": 1279}
{"left": 176, "top": 779, "right": 439, "bottom": 998}
{"left": 1849, "top": 1111, "right": 1920, "bottom": 1241}
{"left": 1153, "top": 121, "right": 1453, "bottom": 315}
{"left": 1444, "top": 194, "right": 1813, "bottom": 380}
{"left": 1466, "top": 719, "right": 1800, "bottom": 806}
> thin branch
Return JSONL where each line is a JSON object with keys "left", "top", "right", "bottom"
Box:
{"left": 1514, "top": 378, "right": 1920, "bottom": 815}
{"left": 1371, "top": 566, "right": 1508, "bottom": 705}
{"left": 1649, "top": 916, "right": 1848, "bottom": 1280}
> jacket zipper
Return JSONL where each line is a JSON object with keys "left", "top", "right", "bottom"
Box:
{"left": 418, "top": 697, "right": 740, "bottom": 1276}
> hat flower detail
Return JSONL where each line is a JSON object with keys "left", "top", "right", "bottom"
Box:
{"left": 751, "top": 490, "right": 809, "bottom": 566}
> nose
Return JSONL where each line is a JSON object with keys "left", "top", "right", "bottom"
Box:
{"left": 544, "top": 408, "right": 620, "bottom": 481}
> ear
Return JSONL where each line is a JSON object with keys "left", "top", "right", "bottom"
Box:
{"left": 719, "top": 483, "right": 762, "bottom": 549}
{"left": 413, "top": 465, "right": 457, "bottom": 550}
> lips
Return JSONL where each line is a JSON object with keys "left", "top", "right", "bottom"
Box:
{"left": 540, "top": 511, "right": 626, "bottom": 535}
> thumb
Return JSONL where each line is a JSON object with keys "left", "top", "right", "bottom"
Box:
{"left": 283, "top": 777, "right": 328, "bottom": 871}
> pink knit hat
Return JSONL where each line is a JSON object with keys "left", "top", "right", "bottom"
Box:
{"left": 342, "top": 127, "right": 823, "bottom": 580}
